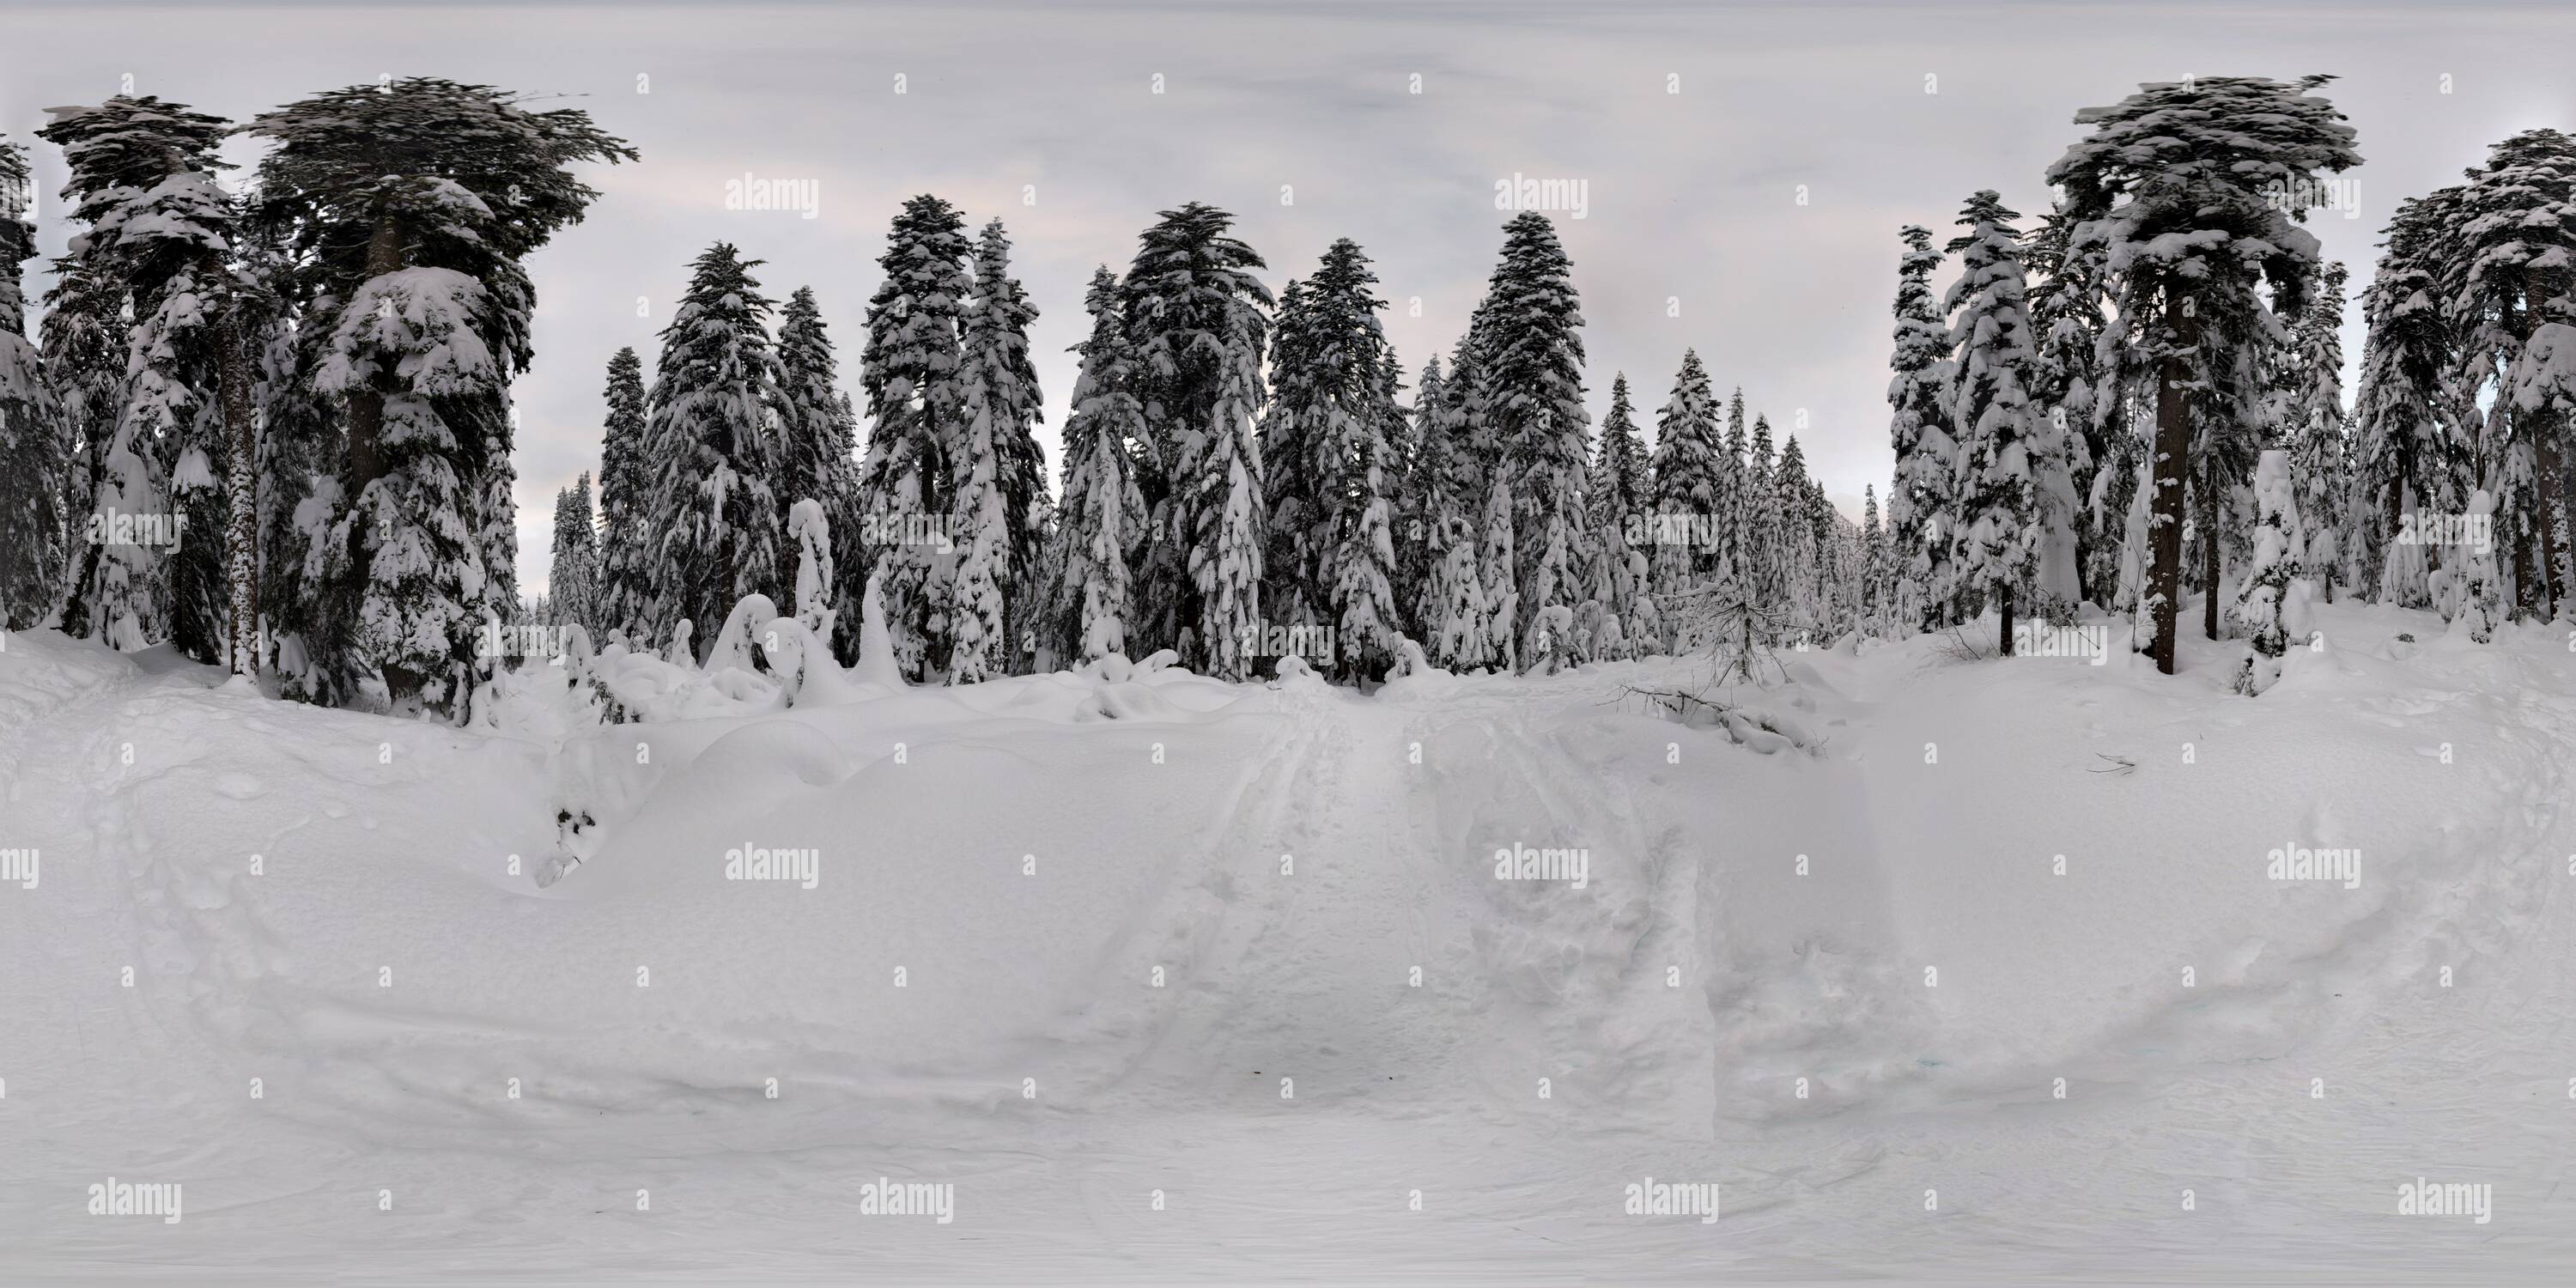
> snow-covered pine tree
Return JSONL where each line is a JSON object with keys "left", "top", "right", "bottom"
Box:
{"left": 2508, "top": 319, "right": 2576, "bottom": 623}
{"left": 854, "top": 195, "right": 974, "bottom": 681}
{"left": 1263, "top": 239, "right": 1406, "bottom": 677}
{"left": 2234, "top": 448, "right": 2304, "bottom": 693}
{"left": 0, "top": 137, "right": 67, "bottom": 631}
{"left": 1887, "top": 224, "right": 1958, "bottom": 635}
{"left": 1400, "top": 354, "right": 1449, "bottom": 640}
{"left": 1189, "top": 311, "right": 1267, "bottom": 681}
{"left": 1122, "top": 203, "right": 1273, "bottom": 665}
{"left": 2447, "top": 130, "right": 2576, "bottom": 617}
{"left": 1589, "top": 372, "right": 1650, "bottom": 656}
{"left": 38, "top": 256, "right": 124, "bottom": 640}
{"left": 2289, "top": 261, "right": 2349, "bottom": 603}
{"left": 1473, "top": 213, "right": 1589, "bottom": 662}
{"left": 1045, "top": 267, "right": 1149, "bottom": 664}
{"left": 2047, "top": 76, "right": 2357, "bottom": 674}
{"left": 1742, "top": 411, "right": 1784, "bottom": 617}
{"left": 2026, "top": 204, "right": 2113, "bottom": 606}
{"left": 947, "top": 218, "right": 1045, "bottom": 683}
{"left": 638, "top": 243, "right": 787, "bottom": 657}
{"left": 1261, "top": 277, "right": 1326, "bottom": 629}
{"left": 2349, "top": 189, "right": 2470, "bottom": 607}
{"left": 1720, "top": 386, "right": 1753, "bottom": 587}
{"left": 1477, "top": 471, "right": 1519, "bottom": 671}
{"left": 1860, "top": 483, "right": 1888, "bottom": 630}
{"left": 247, "top": 78, "right": 634, "bottom": 712}
{"left": 1648, "top": 350, "right": 1724, "bottom": 594}
{"left": 1412, "top": 353, "right": 1492, "bottom": 670}
{"left": 1775, "top": 434, "right": 1825, "bottom": 638}
{"left": 38, "top": 97, "right": 240, "bottom": 659}
{"left": 549, "top": 473, "right": 599, "bottom": 631}
{"left": 1941, "top": 191, "right": 2049, "bottom": 653}
{"left": 593, "top": 346, "right": 650, "bottom": 641}
{"left": 774, "top": 286, "right": 854, "bottom": 522}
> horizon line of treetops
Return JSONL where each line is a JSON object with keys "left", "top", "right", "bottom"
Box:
{"left": 0, "top": 76, "right": 2567, "bottom": 716}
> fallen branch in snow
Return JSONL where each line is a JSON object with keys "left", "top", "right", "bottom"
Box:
{"left": 1620, "top": 683, "right": 1820, "bottom": 755}
{"left": 2089, "top": 753, "right": 2136, "bottom": 776}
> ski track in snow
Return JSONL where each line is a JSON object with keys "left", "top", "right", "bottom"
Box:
{"left": 3, "top": 606, "right": 2575, "bottom": 1280}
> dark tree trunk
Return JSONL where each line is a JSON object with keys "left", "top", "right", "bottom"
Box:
{"left": 2146, "top": 292, "right": 2196, "bottom": 675}
{"left": 2201, "top": 450, "right": 2221, "bottom": 641}
{"left": 337, "top": 211, "right": 410, "bottom": 697}
{"left": 1998, "top": 581, "right": 2015, "bottom": 655}
{"left": 2536, "top": 418, "right": 2565, "bottom": 620}
{"left": 221, "top": 312, "right": 258, "bottom": 677}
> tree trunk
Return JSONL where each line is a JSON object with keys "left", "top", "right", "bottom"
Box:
{"left": 221, "top": 313, "right": 258, "bottom": 677}
{"left": 337, "top": 211, "right": 409, "bottom": 696}
{"left": 1998, "top": 581, "right": 2015, "bottom": 656}
{"left": 2145, "top": 292, "right": 2196, "bottom": 675}
{"left": 2201, "top": 450, "right": 2221, "bottom": 641}
{"left": 2381, "top": 471, "right": 2406, "bottom": 603}
{"left": 2537, "top": 417, "right": 2566, "bottom": 620}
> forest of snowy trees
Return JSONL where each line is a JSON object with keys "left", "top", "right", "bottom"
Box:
{"left": 4, "top": 74, "right": 2569, "bottom": 716}
{"left": 1885, "top": 75, "right": 2576, "bottom": 692}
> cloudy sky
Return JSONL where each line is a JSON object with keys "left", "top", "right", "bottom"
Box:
{"left": 10, "top": 0, "right": 2576, "bottom": 592}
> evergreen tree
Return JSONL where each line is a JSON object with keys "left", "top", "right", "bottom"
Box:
{"left": 774, "top": 286, "right": 853, "bottom": 513}
{"left": 1045, "top": 267, "right": 1149, "bottom": 664}
{"left": 2047, "top": 75, "right": 2358, "bottom": 674}
{"left": 1589, "top": 372, "right": 1652, "bottom": 656}
{"left": 2448, "top": 130, "right": 2576, "bottom": 616}
{"left": 2350, "top": 189, "right": 2469, "bottom": 607}
{"left": 1121, "top": 203, "right": 1273, "bottom": 665}
{"left": 1942, "top": 191, "right": 2048, "bottom": 653}
{"left": 0, "top": 137, "right": 67, "bottom": 630}
{"left": 1648, "top": 350, "right": 1724, "bottom": 592}
{"left": 593, "top": 346, "right": 651, "bottom": 640}
{"left": 1745, "top": 412, "right": 1782, "bottom": 613}
{"left": 1263, "top": 239, "right": 1407, "bottom": 677}
{"left": 1477, "top": 471, "right": 1519, "bottom": 671}
{"left": 638, "top": 243, "right": 787, "bottom": 654}
{"left": 1887, "top": 224, "right": 1957, "bottom": 633}
{"left": 548, "top": 473, "right": 599, "bottom": 631}
{"left": 2235, "top": 448, "right": 2303, "bottom": 692}
{"left": 248, "top": 77, "right": 634, "bottom": 711}
{"left": 1474, "top": 213, "right": 1589, "bottom": 659}
{"left": 948, "top": 218, "right": 1045, "bottom": 682}
{"left": 1413, "top": 353, "right": 1492, "bottom": 670}
{"left": 1190, "top": 312, "right": 1267, "bottom": 680}
{"left": 2289, "top": 261, "right": 2349, "bottom": 602}
{"left": 854, "top": 195, "right": 974, "bottom": 680}
{"left": 1776, "top": 434, "right": 1825, "bottom": 636}
{"left": 39, "top": 257, "right": 125, "bottom": 641}
{"left": 39, "top": 96, "right": 239, "bottom": 659}
{"left": 1861, "top": 483, "right": 1889, "bottom": 628}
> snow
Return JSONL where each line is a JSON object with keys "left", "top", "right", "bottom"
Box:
{"left": 4, "top": 595, "right": 2576, "bottom": 1280}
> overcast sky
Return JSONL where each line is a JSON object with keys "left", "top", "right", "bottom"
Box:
{"left": 11, "top": 1, "right": 2576, "bottom": 593}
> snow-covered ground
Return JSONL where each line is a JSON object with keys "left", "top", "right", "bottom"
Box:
{"left": 3, "top": 600, "right": 2573, "bottom": 1282}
